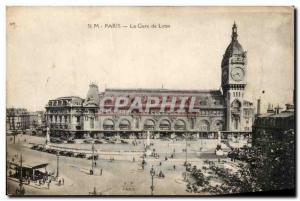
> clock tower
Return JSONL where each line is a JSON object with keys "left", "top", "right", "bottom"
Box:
{"left": 221, "top": 22, "right": 247, "bottom": 131}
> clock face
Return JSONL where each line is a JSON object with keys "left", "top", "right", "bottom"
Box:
{"left": 222, "top": 69, "right": 228, "bottom": 84}
{"left": 231, "top": 67, "right": 244, "bottom": 81}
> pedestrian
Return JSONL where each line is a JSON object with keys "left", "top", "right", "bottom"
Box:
{"left": 133, "top": 157, "right": 135, "bottom": 162}
{"left": 47, "top": 181, "right": 50, "bottom": 189}
{"left": 100, "top": 168, "right": 103, "bottom": 176}
{"left": 159, "top": 161, "right": 162, "bottom": 166}
{"left": 95, "top": 161, "right": 97, "bottom": 167}
{"left": 62, "top": 178, "right": 64, "bottom": 185}
{"left": 173, "top": 165, "right": 176, "bottom": 171}
{"left": 159, "top": 170, "right": 163, "bottom": 177}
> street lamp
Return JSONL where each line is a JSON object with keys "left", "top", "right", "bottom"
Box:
{"left": 172, "top": 137, "right": 175, "bottom": 157}
{"left": 185, "top": 133, "right": 188, "bottom": 166}
{"left": 56, "top": 152, "right": 59, "bottom": 178}
{"left": 16, "top": 153, "right": 25, "bottom": 195}
{"left": 91, "top": 142, "right": 95, "bottom": 175}
{"left": 150, "top": 165, "right": 155, "bottom": 196}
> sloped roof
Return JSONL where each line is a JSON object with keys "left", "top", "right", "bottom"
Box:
{"left": 104, "top": 88, "right": 222, "bottom": 96}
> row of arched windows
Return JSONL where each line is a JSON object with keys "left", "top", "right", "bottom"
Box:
{"left": 99, "top": 118, "right": 223, "bottom": 131}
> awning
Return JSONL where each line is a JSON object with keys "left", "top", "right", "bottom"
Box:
{"left": 10, "top": 162, "right": 49, "bottom": 169}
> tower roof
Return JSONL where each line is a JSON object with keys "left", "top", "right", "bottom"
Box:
{"left": 222, "top": 22, "right": 245, "bottom": 67}
{"left": 85, "top": 83, "right": 100, "bottom": 106}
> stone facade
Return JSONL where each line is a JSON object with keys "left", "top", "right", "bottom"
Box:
{"left": 45, "top": 23, "right": 255, "bottom": 138}
{"left": 252, "top": 104, "right": 295, "bottom": 148}
{"left": 6, "top": 108, "right": 44, "bottom": 134}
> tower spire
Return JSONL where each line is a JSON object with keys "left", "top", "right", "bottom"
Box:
{"left": 231, "top": 21, "right": 238, "bottom": 41}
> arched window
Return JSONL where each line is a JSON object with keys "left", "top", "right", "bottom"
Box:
{"left": 119, "top": 119, "right": 131, "bottom": 130}
{"left": 232, "top": 115, "right": 240, "bottom": 130}
{"left": 231, "top": 99, "right": 241, "bottom": 113}
{"left": 199, "top": 120, "right": 210, "bottom": 131}
{"left": 200, "top": 97, "right": 208, "bottom": 105}
{"left": 159, "top": 119, "right": 171, "bottom": 130}
{"left": 174, "top": 120, "right": 186, "bottom": 130}
{"left": 144, "top": 119, "right": 155, "bottom": 130}
{"left": 103, "top": 119, "right": 114, "bottom": 130}
{"left": 104, "top": 99, "right": 113, "bottom": 105}
{"left": 214, "top": 120, "right": 224, "bottom": 131}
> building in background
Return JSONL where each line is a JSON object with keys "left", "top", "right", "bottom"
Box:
{"left": 6, "top": 108, "right": 46, "bottom": 135}
{"left": 6, "top": 108, "right": 31, "bottom": 134}
{"left": 45, "top": 96, "right": 84, "bottom": 138}
{"left": 252, "top": 103, "right": 295, "bottom": 151}
{"left": 45, "top": 23, "right": 255, "bottom": 139}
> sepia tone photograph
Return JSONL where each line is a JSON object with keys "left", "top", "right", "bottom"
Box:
{"left": 6, "top": 6, "right": 295, "bottom": 196}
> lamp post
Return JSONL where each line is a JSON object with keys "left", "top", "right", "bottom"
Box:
{"left": 19, "top": 154, "right": 25, "bottom": 195}
{"left": 15, "top": 153, "right": 25, "bottom": 195}
{"left": 185, "top": 133, "right": 188, "bottom": 165}
{"left": 20, "top": 154, "right": 23, "bottom": 184}
{"left": 56, "top": 152, "right": 59, "bottom": 178}
{"left": 91, "top": 142, "right": 95, "bottom": 175}
{"left": 173, "top": 137, "right": 175, "bottom": 157}
{"left": 150, "top": 165, "right": 155, "bottom": 196}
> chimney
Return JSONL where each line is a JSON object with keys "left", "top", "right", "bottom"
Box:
{"left": 267, "top": 103, "right": 274, "bottom": 114}
{"left": 257, "top": 99, "right": 261, "bottom": 116}
{"left": 285, "top": 104, "right": 294, "bottom": 111}
{"left": 274, "top": 105, "right": 283, "bottom": 115}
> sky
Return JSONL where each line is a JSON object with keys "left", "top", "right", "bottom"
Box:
{"left": 6, "top": 6, "right": 294, "bottom": 112}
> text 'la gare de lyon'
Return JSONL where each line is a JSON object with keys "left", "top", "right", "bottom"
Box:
{"left": 88, "top": 23, "right": 171, "bottom": 29}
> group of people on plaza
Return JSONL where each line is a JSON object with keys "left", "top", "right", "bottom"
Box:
{"left": 11, "top": 168, "right": 65, "bottom": 192}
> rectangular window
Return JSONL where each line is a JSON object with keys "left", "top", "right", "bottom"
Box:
{"left": 90, "top": 118, "right": 94, "bottom": 129}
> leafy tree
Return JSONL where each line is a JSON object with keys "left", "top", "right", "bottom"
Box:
{"left": 238, "top": 129, "right": 295, "bottom": 192}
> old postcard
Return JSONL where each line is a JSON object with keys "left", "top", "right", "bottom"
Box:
{"left": 6, "top": 6, "right": 295, "bottom": 196}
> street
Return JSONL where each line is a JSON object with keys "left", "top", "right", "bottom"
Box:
{"left": 7, "top": 135, "right": 219, "bottom": 195}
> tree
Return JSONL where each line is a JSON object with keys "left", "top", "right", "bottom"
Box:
{"left": 238, "top": 129, "right": 295, "bottom": 192}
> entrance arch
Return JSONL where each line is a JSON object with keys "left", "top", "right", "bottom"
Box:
{"left": 199, "top": 120, "right": 210, "bottom": 131}
{"left": 174, "top": 119, "right": 186, "bottom": 130}
{"left": 103, "top": 119, "right": 115, "bottom": 130}
{"left": 119, "top": 119, "right": 131, "bottom": 130}
{"left": 214, "top": 120, "right": 224, "bottom": 131}
{"left": 144, "top": 119, "right": 155, "bottom": 130}
{"left": 159, "top": 119, "right": 171, "bottom": 130}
